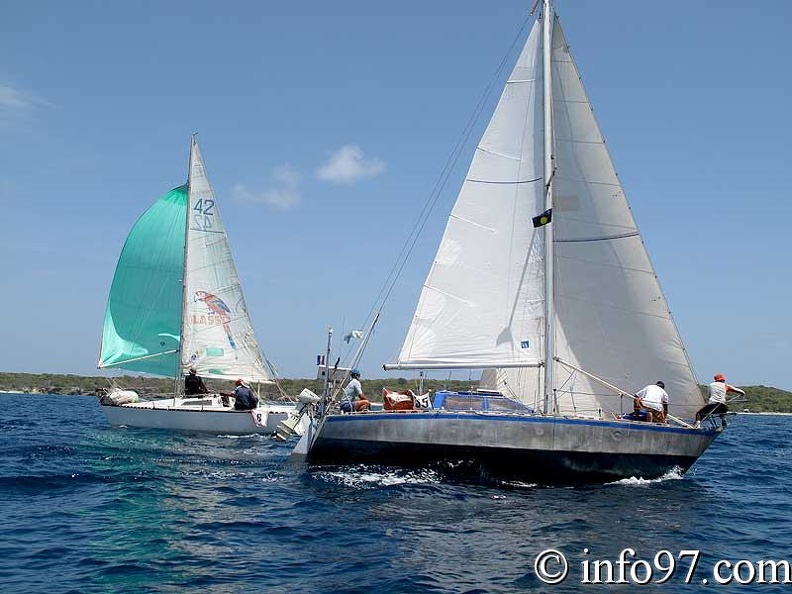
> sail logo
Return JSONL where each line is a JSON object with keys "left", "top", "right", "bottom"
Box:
{"left": 194, "top": 290, "right": 237, "bottom": 350}
{"left": 190, "top": 314, "right": 228, "bottom": 327}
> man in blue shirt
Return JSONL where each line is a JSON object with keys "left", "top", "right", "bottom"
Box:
{"left": 232, "top": 379, "right": 258, "bottom": 411}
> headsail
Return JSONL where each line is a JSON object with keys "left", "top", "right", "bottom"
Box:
{"left": 180, "top": 138, "right": 271, "bottom": 383}
{"left": 98, "top": 186, "right": 187, "bottom": 376}
{"left": 548, "top": 15, "right": 701, "bottom": 416}
{"left": 393, "top": 13, "right": 703, "bottom": 417}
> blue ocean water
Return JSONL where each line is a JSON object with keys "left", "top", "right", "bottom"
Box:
{"left": 0, "top": 393, "right": 789, "bottom": 593}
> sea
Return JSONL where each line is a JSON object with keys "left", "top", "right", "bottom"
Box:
{"left": 1, "top": 393, "right": 789, "bottom": 593}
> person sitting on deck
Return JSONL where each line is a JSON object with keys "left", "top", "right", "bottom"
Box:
{"left": 634, "top": 381, "right": 669, "bottom": 424}
{"left": 232, "top": 379, "right": 258, "bottom": 411}
{"left": 340, "top": 368, "right": 370, "bottom": 413}
{"left": 184, "top": 367, "right": 208, "bottom": 396}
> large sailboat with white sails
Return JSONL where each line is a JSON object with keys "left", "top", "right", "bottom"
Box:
{"left": 285, "top": 1, "right": 725, "bottom": 482}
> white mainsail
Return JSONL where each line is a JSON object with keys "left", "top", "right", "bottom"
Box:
{"left": 180, "top": 138, "right": 271, "bottom": 383}
{"left": 394, "top": 22, "right": 546, "bottom": 371}
{"left": 394, "top": 13, "right": 702, "bottom": 418}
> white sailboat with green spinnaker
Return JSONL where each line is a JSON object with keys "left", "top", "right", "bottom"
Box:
{"left": 97, "top": 136, "right": 297, "bottom": 435}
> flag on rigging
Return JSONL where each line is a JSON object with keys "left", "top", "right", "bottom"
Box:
{"left": 532, "top": 209, "right": 552, "bottom": 228}
{"left": 343, "top": 330, "right": 364, "bottom": 344}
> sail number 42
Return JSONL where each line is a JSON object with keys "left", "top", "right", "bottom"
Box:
{"left": 192, "top": 199, "right": 215, "bottom": 231}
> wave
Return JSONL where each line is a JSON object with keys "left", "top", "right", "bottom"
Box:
{"left": 607, "top": 465, "right": 686, "bottom": 486}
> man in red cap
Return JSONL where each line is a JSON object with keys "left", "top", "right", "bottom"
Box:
{"left": 232, "top": 378, "right": 258, "bottom": 411}
{"left": 695, "top": 373, "right": 745, "bottom": 426}
{"left": 708, "top": 373, "right": 745, "bottom": 405}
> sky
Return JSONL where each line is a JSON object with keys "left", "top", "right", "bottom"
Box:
{"left": 1, "top": 1, "right": 790, "bottom": 391}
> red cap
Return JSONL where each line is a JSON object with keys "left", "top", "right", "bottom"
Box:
{"left": 236, "top": 378, "right": 243, "bottom": 385}
{"left": 714, "top": 373, "right": 725, "bottom": 382}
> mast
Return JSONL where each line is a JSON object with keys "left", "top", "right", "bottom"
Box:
{"left": 541, "top": 0, "right": 555, "bottom": 414}
{"left": 321, "top": 327, "right": 333, "bottom": 418}
{"left": 175, "top": 134, "right": 195, "bottom": 397}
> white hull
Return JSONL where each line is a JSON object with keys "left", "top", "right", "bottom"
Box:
{"left": 100, "top": 396, "right": 295, "bottom": 435}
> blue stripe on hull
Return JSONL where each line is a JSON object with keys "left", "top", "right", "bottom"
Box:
{"left": 325, "top": 411, "right": 700, "bottom": 435}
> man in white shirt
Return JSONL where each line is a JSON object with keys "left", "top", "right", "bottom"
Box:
{"left": 695, "top": 373, "right": 745, "bottom": 427}
{"left": 708, "top": 373, "right": 745, "bottom": 404}
{"left": 635, "top": 381, "right": 669, "bottom": 424}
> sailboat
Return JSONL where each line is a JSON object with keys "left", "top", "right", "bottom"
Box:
{"left": 97, "top": 136, "right": 296, "bottom": 435}
{"left": 287, "top": 1, "right": 725, "bottom": 482}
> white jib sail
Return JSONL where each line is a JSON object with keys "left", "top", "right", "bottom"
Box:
{"left": 548, "top": 16, "right": 701, "bottom": 417}
{"left": 180, "top": 138, "right": 271, "bottom": 383}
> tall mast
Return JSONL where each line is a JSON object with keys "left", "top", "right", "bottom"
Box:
{"left": 175, "top": 134, "right": 195, "bottom": 397}
{"left": 541, "top": 0, "right": 555, "bottom": 414}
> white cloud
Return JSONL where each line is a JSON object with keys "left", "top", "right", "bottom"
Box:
{"left": 232, "top": 164, "right": 301, "bottom": 210}
{"left": 316, "top": 144, "right": 386, "bottom": 185}
{"left": 232, "top": 185, "right": 300, "bottom": 210}
{"left": 0, "top": 85, "right": 30, "bottom": 110}
{"left": 271, "top": 163, "right": 302, "bottom": 187}
{"left": 0, "top": 83, "right": 50, "bottom": 124}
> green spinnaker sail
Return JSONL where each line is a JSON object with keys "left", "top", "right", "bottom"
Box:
{"left": 98, "top": 185, "right": 187, "bottom": 376}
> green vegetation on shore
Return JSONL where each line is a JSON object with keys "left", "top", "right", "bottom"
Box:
{"left": 0, "top": 372, "right": 479, "bottom": 403}
{"left": 1, "top": 372, "right": 790, "bottom": 413}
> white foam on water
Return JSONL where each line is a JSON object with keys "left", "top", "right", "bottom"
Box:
{"left": 314, "top": 466, "right": 441, "bottom": 488}
{"left": 500, "top": 480, "right": 539, "bottom": 489}
{"left": 608, "top": 466, "right": 685, "bottom": 486}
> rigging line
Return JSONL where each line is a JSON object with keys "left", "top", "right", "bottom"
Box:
{"left": 99, "top": 349, "right": 179, "bottom": 367}
{"left": 355, "top": 14, "right": 536, "bottom": 336}
{"left": 264, "top": 357, "right": 292, "bottom": 400}
{"left": 555, "top": 357, "right": 695, "bottom": 428}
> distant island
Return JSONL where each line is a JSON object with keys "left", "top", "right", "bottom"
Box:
{"left": 1, "top": 372, "right": 790, "bottom": 413}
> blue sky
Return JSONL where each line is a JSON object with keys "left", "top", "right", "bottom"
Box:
{"left": 2, "top": 1, "right": 790, "bottom": 391}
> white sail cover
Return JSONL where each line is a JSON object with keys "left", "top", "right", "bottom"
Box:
{"left": 180, "top": 138, "right": 272, "bottom": 383}
{"left": 394, "top": 22, "right": 546, "bottom": 370}
{"left": 397, "top": 14, "right": 704, "bottom": 419}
